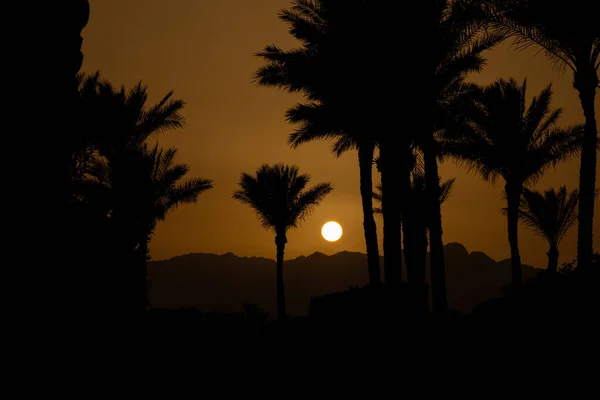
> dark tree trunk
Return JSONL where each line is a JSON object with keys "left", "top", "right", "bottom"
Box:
{"left": 574, "top": 69, "right": 598, "bottom": 270}
{"left": 414, "top": 225, "right": 429, "bottom": 313}
{"left": 379, "top": 142, "right": 403, "bottom": 286}
{"left": 505, "top": 182, "right": 523, "bottom": 288}
{"left": 358, "top": 142, "right": 381, "bottom": 285}
{"left": 139, "top": 236, "right": 151, "bottom": 313}
{"left": 400, "top": 165, "right": 428, "bottom": 311}
{"left": 547, "top": 244, "right": 559, "bottom": 273}
{"left": 275, "top": 232, "right": 287, "bottom": 321}
{"left": 423, "top": 140, "right": 447, "bottom": 314}
{"left": 400, "top": 166, "right": 415, "bottom": 286}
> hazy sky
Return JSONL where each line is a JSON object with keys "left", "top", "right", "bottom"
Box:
{"left": 82, "top": 0, "right": 598, "bottom": 268}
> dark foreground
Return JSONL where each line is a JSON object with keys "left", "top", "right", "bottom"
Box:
{"left": 143, "top": 264, "right": 599, "bottom": 344}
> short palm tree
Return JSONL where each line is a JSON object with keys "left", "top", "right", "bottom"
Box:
{"left": 491, "top": 0, "right": 599, "bottom": 269}
{"left": 233, "top": 164, "right": 333, "bottom": 321}
{"left": 444, "top": 78, "right": 583, "bottom": 289}
{"left": 516, "top": 186, "right": 578, "bottom": 272}
{"left": 87, "top": 143, "right": 213, "bottom": 310}
{"left": 78, "top": 73, "right": 211, "bottom": 313}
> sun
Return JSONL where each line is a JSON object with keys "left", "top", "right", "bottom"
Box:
{"left": 321, "top": 221, "right": 343, "bottom": 242}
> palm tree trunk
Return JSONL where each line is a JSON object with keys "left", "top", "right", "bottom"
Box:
{"left": 574, "top": 74, "right": 598, "bottom": 270}
{"left": 400, "top": 167, "right": 428, "bottom": 311}
{"left": 505, "top": 182, "right": 523, "bottom": 288}
{"left": 403, "top": 216, "right": 428, "bottom": 312}
{"left": 379, "top": 142, "right": 403, "bottom": 286}
{"left": 357, "top": 142, "right": 381, "bottom": 285}
{"left": 414, "top": 225, "right": 429, "bottom": 313}
{"left": 547, "top": 244, "right": 559, "bottom": 273}
{"left": 400, "top": 168, "right": 415, "bottom": 286}
{"left": 423, "top": 140, "right": 447, "bottom": 314}
{"left": 139, "top": 236, "right": 151, "bottom": 313}
{"left": 275, "top": 232, "right": 287, "bottom": 321}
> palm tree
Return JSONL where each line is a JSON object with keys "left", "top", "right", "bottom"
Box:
{"left": 87, "top": 143, "right": 213, "bottom": 310}
{"left": 289, "top": 110, "right": 381, "bottom": 285}
{"left": 233, "top": 164, "right": 333, "bottom": 321}
{"left": 256, "top": 1, "right": 502, "bottom": 305}
{"left": 82, "top": 73, "right": 187, "bottom": 224}
{"left": 408, "top": 171, "right": 456, "bottom": 300}
{"left": 373, "top": 164, "right": 456, "bottom": 310}
{"left": 254, "top": 1, "right": 381, "bottom": 286}
{"left": 444, "top": 78, "right": 583, "bottom": 289}
{"left": 417, "top": 0, "right": 506, "bottom": 314}
{"left": 515, "top": 186, "right": 578, "bottom": 272}
{"left": 76, "top": 72, "right": 208, "bottom": 313}
{"left": 90, "top": 144, "right": 214, "bottom": 256}
{"left": 491, "top": 0, "right": 599, "bottom": 269}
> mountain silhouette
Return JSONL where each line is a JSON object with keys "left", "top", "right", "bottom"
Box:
{"left": 148, "top": 242, "right": 540, "bottom": 317}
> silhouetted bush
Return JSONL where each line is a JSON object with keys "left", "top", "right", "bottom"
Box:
{"left": 308, "top": 284, "right": 414, "bottom": 326}
{"left": 471, "top": 254, "right": 599, "bottom": 327}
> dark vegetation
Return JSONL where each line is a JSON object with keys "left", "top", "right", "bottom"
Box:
{"left": 56, "top": 0, "right": 597, "bottom": 333}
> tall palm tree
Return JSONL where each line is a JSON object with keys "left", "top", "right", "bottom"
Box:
{"left": 444, "top": 78, "right": 583, "bottom": 289}
{"left": 515, "top": 186, "right": 579, "bottom": 272}
{"left": 491, "top": 0, "right": 599, "bottom": 269}
{"left": 233, "top": 164, "right": 333, "bottom": 321}
{"left": 401, "top": 0, "right": 504, "bottom": 313}
{"left": 254, "top": 0, "right": 382, "bottom": 286}
{"left": 409, "top": 171, "right": 456, "bottom": 302}
{"left": 256, "top": 1, "right": 502, "bottom": 305}
{"left": 287, "top": 107, "right": 381, "bottom": 285}
{"left": 373, "top": 165, "right": 456, "bottom": 311}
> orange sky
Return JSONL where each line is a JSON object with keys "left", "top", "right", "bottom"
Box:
{"left": 81, "top": 0, "right": 599, "bottom": 268}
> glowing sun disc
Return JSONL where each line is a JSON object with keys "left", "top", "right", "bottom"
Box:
{"left": 321, "top": 221, "right": 343, "bottom": 242}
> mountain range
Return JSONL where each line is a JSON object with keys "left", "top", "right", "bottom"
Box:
{"left": 148, "top": 242, "right": 540, "bottom": 316}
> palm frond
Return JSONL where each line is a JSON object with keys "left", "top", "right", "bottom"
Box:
{"left": 233, "top": 171, "right": 276, "bottom": 230}
{"left": 161, "top": 178, "right": 214, "bottom": 219}
{"left": 233, "top": 163, "right": 332, "bottom": 233}
{"left": 278, "top": 2, "right": 323, "bottom": 47}
{"left": 524, "top": 124, "right": 584, "bottom": 185}
{"left": 289, "top": 182, "right": 334, "bottom": 229}
{"left": 517, "top": 186, "right": 579, "bottom": 246}
{"left": 489, "top": 0, "right": 600, "bottom": 72}
{"left": 443, "top": 78, "right": 581, "bottom": 189}
{"left": 138, "top": 91, "right": 186, "bottom": 138}
{"left": 439, "top": 177, "right": 457, "bottom": 205}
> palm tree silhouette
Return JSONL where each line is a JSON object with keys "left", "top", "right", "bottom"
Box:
{"left": 491, "top": 0, "right": 599, "bottom": 269}
{"left": 402, "top": 0, "right": 504, "bottom": 313}
{"left": 233, "top": 164, "right": 333, "bottom": 321}
{"left": 444, "top": 78, "right": 583, "bottom": 289}
{"left": 88, "top": 143, "right": 213, "bottom": 310}
{"left": 512, "top": 186, "right": 578, "bottom": 272}
{"left": 89, "top": 143, "right": 213, "bottom": 257}
{"left": 408, "top": 169, "right": 456, "bottom": 305}
{"left": 255, "top": 1, "right": 502, "bottom": 308}
{"left": 373, "top": 160, "right": 455, "bottom": 310}
{"left": 254, "top": 0, "right": 381, "bottom": 286}
{"left": 77, "top": 73, "right": 211, "bottom": 313}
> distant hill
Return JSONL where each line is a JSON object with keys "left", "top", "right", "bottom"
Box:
{"left": 148, "top": 243, "right": 540, "bottom": 316}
